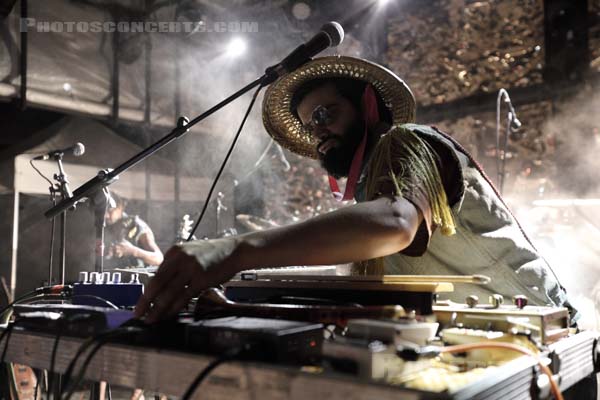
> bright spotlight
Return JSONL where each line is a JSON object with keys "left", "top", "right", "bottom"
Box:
{"left": 292, "top": 2, "right": 311, "bottom": 20}
{"left": 377, "top": 0, "right": 391, "bottom": 6}
{"left": 226, "top": 38, "right": 247, "bottom": 57}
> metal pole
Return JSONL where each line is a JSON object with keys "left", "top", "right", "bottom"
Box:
{"left": 144, "top": 27, "right": 152, "bottom": 125}
{"left": 19, "top": 0, "right": 27, "bottom": 110}
{"left": 112, "top": 29, "right": 120, "bottom": 122}
{"left": 55, "top": 157, "right": 71, "bottom": 284}
{"left": 48, "top": 193, "right": 57, "bottom": 285}
{"left": 59, "top": 211, "right": 66, "bottom": 284}
{"left": 174, "top": 25, "right": 182, "bottom": 234}
{"left": 10, "top": 191, "right": 19, "bottom": 299}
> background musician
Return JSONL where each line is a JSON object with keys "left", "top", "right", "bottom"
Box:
{"left": 104, "top": 193, "right": 164, "bottom": 269}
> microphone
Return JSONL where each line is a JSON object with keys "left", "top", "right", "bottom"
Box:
{"left": 501, "top": 92, "right": 521, "bottom": 129}
{"left": 508, "top": 112, "right": 525, "bottom": 141}
{"left": 271, "top": 21, "right": 344, "bottom": 77}
{"left": 33, "top": 142, "right": 85, "bottom": 161}
{"left": 509, "top": 112, "right": 522, "bottom": 129}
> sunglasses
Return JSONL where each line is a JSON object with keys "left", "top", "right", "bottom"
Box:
{"left": 303, "top": 104, "right": 334, "bottom": 131}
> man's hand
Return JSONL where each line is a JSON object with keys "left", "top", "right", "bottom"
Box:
{"left": 134, "top": 238, "right": 240, "bottom": 323}
{"left": 134, "top": 196, "right": 421, "bottom": 323}
{"left": 113, "top": 240, "right": 137, "bottom": 258}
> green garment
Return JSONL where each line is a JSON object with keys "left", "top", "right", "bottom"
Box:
{"left": 354, "top": 124, "right": 577, "bottom": 321}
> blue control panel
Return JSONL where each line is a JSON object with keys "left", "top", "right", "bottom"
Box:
{"left": 72, "top": 271, "right": 143, "bottom": 308}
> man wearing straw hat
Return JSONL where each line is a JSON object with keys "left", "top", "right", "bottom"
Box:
{"left": 135, "top": 56, "right": 575, "bottom": 326}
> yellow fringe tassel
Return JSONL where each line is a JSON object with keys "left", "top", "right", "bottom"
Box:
{"left": 354, "top": 126, "right": 456, "bottom": 275}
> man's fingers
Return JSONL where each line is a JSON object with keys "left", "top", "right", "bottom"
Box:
{"left": 134, "top": 293, "right": 151, "bottom": 318}
{"left": 135, "top": 245, "right": 208, "bottom": 322}
{"left": 143, "top": 247, "right": 186, "bottom": 302}
{"left": 163, "top": 288, "right": 195, "bottom": 319}
{"left": 135, "top": 247, "right": 186, "bottom": 318}
{"left": 161, "top": 274, "right": 211, "bottom": 318}
{"left": 145, "top": 270, "right": 193, "bottom": 323}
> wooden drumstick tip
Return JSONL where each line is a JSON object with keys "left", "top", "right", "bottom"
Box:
{"left": 472, "top": 275, "right": 491, "bottom": 284}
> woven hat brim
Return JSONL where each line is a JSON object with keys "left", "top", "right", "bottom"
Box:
{"left": 262, "top": 56, "right": 416, "bottom": 159}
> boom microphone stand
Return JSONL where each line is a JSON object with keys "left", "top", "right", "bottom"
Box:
{"left": 44, "top": 22, "right": 344, "bottom": 240}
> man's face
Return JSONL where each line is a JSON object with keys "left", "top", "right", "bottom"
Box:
{"left": 105, "top": 205, "right": 123, "bottom": 225}
{"left": 296, "top": 83, "right": 363, "bottom": 178}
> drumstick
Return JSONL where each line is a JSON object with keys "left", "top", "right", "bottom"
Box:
{"left": 380, "top": 275, "right": 491, "bottom": 285}
{"left": 244, "top": 273, "right": 491, "bottom": 285}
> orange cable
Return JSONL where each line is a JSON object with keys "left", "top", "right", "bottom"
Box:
{"left": 439, "top": 341, "right": 563, "bottom": 400}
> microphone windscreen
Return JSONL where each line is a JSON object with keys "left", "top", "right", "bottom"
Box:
{"left": 73, "top": 142, "right": 85, "bottom": 157}
{"left": 321, "top": 21, "right": 344, "bottom": 47}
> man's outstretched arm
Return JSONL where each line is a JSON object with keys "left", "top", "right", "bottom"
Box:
{"left": 135, "top": 195, "right": 421, "bottom": 322}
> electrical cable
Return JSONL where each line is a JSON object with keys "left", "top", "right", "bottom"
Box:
{"left": 0, "top": 322, "right": 16, "bottom": 363}
{"left": 48, "top": 319, "right": 64, "bottom": 400}
{"left": 0, "top": 285, "right": 73, "bottom": 320}
{"left": 439, "top": 341, "right": 563, "bottom": 400}
{"left": 62, "top": 328, "right": 139, "bottom": 400}
{"left": 235, "top": 138, "right": 274, "bottom": 185}
{"left": 180, "top": 347, "right": 244, "bottom": 400}
{"left": 61, "top": 326, "right": 141, "bottom": 400}
{"left": 0, "top": 289, "right": 45, "bottom": 320}
{"left": 62, "top": 340, "right": 111, "bottom": 400}
{"left": 33, "top": 370, "right": 40, "bottom": 400}
{"left": 15, "top": 293, "right": 118, "bottom": 310}
{"left": 2, "top": 291, "right": 124, "bottom": 398}
{"left": 60, "top": 329, "right": 120, "bottom": 396}
{"left": 29, "top": 159, "right": 54, "bottom": 187}
{"left": 69, "top": 295, "right": 119, "bottom": 309}
{"left": 187, "top": 83, "right": 266, "bottom": 241}
{"left": 11, "top": 293, "right": 65, "bottom": 305}
{"left": 0, "top": 319, "right": 28, "bottom": 368}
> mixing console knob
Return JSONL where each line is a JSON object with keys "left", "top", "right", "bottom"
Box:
{"left": 466, "top": 295, "right": 479, "bottom": 308}
{"left": 512, "top": 295, "right": 528, "bottom": 309}
{"left": 129, "top": 273, "right": 140, "bottom": 284}
{"left": 89, "top": 272, "right": 100, "bottom": 283}
{"left": 489, "top": 294, "right": 504, "bottom": 308}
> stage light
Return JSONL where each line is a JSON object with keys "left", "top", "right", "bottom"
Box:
{"left": 292, "top": 2, "right": 311, "bottom": 20}
{"left": 226, "top": 37, "right": 247, "bottom": 57}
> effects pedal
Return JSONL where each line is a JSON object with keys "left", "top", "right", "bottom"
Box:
{"left": 433, "top": 294, "right": 570, "bottom": 344}
{"left": 72, "top": 271, "right": 143, "bottom": 308}
{"left": 185, "top": 316, "right": 323, "bottom": 365}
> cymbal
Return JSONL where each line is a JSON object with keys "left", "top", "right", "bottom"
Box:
{"left": 236, "top": 214, "right": 279, "bottom": 231}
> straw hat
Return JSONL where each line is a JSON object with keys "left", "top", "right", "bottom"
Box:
{"left": 262, "top": 56, "right": 416, "bottom": 159}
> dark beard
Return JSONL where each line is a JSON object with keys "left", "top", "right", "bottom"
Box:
{"left": 319, "top": 120, "right": 366, "bottom": 178}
